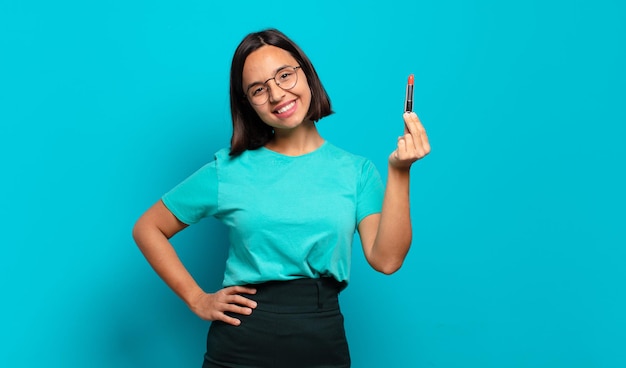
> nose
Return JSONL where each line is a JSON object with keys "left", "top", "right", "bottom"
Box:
{"left": 267, "top": 80, "right": 285, "bottom": 103}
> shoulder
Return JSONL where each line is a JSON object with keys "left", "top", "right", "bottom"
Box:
{"left": 213, "top": 146, "right": 269, "bottom": 165}
{"left": 213, "top": 147, "right": 250, "bottom": 168}
{"left": 323, "top": 142, "right": 365, "bottom": 160}
{"left": 322, "top": 142, "right": 376, "bottom": 170}
{"left": 214, "top": 147, "right": 232, "bottom": 162}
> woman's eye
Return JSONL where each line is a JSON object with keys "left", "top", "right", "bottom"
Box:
{"left": 251, "top": 86, "right": 266, "bottom": 96}
{"left": 278, "top": 72, "right": 293, "bottom": 81}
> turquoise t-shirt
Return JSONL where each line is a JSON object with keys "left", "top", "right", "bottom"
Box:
{"left": 162, "top": 141, "right": 384, "bottom": 287}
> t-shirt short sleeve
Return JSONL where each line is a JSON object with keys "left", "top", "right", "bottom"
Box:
{"left": 161, "top": 161, "right": 219, "bottom": 225}
{"left": 356, "top": 160, "right": 384, "bottom": 224}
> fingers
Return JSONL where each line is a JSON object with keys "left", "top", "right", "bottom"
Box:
{"left": 219, "top": 302, "right": 253, "bottom": 327}
{"left": 194, "top": 286, "right": 259, "bottom": 326}
{"left": 221, "top": 313, "right": 244, "bottom": 326}
{"left": 229, "top": 285, "right": 257, "bottom": 295}
{"left": 402, "top": 112, "right": 430, "bottom": 157}
{"left": 221, "top": 287, "right": 258, "bottom": 326}
{"left": 394, "top": 134, "right": 419, "bottom": 165}
{"left": 390, "top": 112, "right": 430, "bottom": 169}
{"left": 218, "top": 286, "right": 258, "bottom": 309}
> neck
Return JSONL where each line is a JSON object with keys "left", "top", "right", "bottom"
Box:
{"left": 265, "top": 121, "right": 324, "bottom": 156}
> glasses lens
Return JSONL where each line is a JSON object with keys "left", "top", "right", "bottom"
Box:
{"left": 275, "top": 67, "right": 298, "bottom": 90}
{"left": 248, "top": 84, "right": 267, "bottom": 105}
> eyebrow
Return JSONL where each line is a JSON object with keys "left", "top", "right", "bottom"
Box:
{"left": 245, "top": 64, "right": 292, "bottom": 91}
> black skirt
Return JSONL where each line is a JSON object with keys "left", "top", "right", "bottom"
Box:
{"left": 202, "top": 277, "right": 350, "bottom": 368}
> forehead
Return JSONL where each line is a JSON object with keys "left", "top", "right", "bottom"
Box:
{"left": 242, "top": 45, "right": 298, "bottom": 83}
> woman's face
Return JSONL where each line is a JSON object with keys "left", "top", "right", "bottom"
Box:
{"left": 242, "top": 45, "right": 312, "bottom": 132}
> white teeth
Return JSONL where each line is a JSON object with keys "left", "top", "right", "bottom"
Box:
{"left": 276, "top": 101, "right": 295, "bottom": 114}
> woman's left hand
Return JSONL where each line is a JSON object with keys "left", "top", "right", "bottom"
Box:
{"left": 388, "top": 112, "right": 431, "bottom": 170}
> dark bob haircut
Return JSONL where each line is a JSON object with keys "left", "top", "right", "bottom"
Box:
{"left": 229, "top": 28, "right": 333, "bottom": 156}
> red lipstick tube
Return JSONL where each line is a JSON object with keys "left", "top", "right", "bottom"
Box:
{"left": 405, "top": 74, "right": 414, "bottom": 112}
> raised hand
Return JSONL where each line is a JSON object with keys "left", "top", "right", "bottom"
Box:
{"left": 389, "top": 112, "right": 430, "bottom": 170}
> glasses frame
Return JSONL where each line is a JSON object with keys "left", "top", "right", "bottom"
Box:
{"left": 245, "top": 66, "right": 302, "bottom": 105}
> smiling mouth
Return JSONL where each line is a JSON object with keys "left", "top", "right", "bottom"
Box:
{"left": 274, "top": 101, "right": 296, "bottom": 114}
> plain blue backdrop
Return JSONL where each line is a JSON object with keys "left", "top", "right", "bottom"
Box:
{"left": 1, "top": 0, "right": 624, "bottom": 367}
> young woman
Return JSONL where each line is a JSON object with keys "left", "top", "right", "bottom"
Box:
{"left": 132, "top": 28, "right": 430, "bottom": 367}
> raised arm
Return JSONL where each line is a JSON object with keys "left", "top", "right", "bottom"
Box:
{"left": 358, "top": 112, "right": 430, "bottom": 274}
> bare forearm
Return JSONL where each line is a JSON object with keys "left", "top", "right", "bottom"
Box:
{"left": 132, "top": 222, "right": 203, "bottom": 306}
{"left": 370, "top": 165, "right": 412, "bottom": 274}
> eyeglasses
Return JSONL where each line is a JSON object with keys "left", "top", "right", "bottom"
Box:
{"left": 245, "top": 66, "right": 301, "bottom": 105}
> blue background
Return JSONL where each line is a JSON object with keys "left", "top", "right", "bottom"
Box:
{"left": 1, "top": 0, "right": 625, "bottom": 367}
